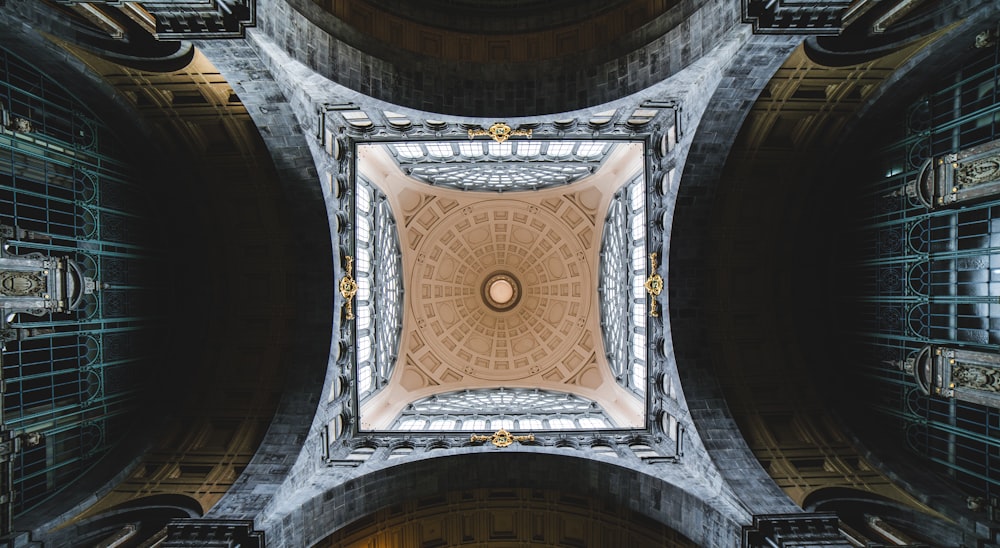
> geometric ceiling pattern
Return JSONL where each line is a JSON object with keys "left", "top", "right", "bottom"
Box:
{"left": 388, "top": 140, "right": 612, "bottom": 191}
{"left": 356, "top": 141, "right": 646, "bottom": 429}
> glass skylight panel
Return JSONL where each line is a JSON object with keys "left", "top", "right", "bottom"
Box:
{"left": 465, "top": 418, "right": 487, "bottom": 430}
{"left": 519, "top": 418, "right": 543, "bottom": 429}
{"left": 429, "top": 419, "right": 455, "bottom": 430}
{"left": 577, "top": 142, "right": 605, "bottom": 157}
{"left": 632, "top": 363, "right": 646, "bottom": 392}
{"left": 357, "top": 186, "right": 372, "bottom": 213}
{"left": 545, "top": 142, "right": 573, "bottom": 157}
{"left": 357, "top": 306, "right": 371, "bottom": 330}
{"left": 393, "top": 143, "right": 424, "bottom": 159}
{"left": 399, "top": 418, "right": 425, "bottom": 431}
{"left": 548, "top": 418, "right": 574, "bottom": 429}
{"left": 357, "top": 275, "right": 371, "bottom": 301}
{"left": 487, "top": 142, "right": 513, "bottom": 156}
{"left": 458, "top": 142, "right": 484, "bottom": 156}
{"left": 517, "top": 142, "right": 541, "bottom": 155}
{"left": 356, "top": 247, "right": 372, "bottom": 273}
{"left": 579, "top": 417, "right": 606, "bottom": 428}
{"left": 357, "top": 363, "right": 373, "bottom": 392}
{"left": 599, "top": 172, "right": 648, "bottom": 399}
{"left": 425, "top": 142, "right": 454, "bottom": 158}
{"left": 387, "top": 389, "right": 615, "bottom": 431}
{"left": 394, "top": 140, "right": 612, "bottom": 191}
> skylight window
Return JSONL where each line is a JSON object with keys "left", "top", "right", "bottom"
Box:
{"left": 548, "top": 418, "right": 574, "bottom": 429}
{"left": 458, "top": 142, "right": 485, "bottom": 156}
{"left": 385, "top": 140, "right": 614, "bottom": 191}
{"left": 429, "top": 419, "right": 455, "bottom": 430}
{"left": 425, "top": 142, "right": 453, "bottom": 158}
{"left": 517, "top": 142, "right": 542, "bottom": 155}
{"left": 398, "top": 418, "right": 425, "bottom": 431}
{"left": 577, "top": 142, "right": 605, "bottom": 157}
{"left": 519, "top": 418, "right": 543, "bottom": 429}
{"left": 545, "top": 142, "right": 573, "bottom": 157}
{"left": 393, "top": 143, "right": 423, "bottom": 159}
{"left": 487, "top": 142, "right": 513, "bottom": 156}
{"left": 386, "top": 389, "right": 618, "bottom": 431}
{"left": 465, "top": 418, "right": 487, "bottom": 430}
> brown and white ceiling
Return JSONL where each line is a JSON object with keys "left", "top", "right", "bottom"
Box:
{"left": 356, "top": 141, "right": 645, "bottom": 429}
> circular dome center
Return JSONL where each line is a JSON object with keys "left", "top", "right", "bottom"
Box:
{"left": 488, "top": 279, "right": 514, "bottom": 304}
{"left": 482, "top": 272, "right": 521, "bottom": 312}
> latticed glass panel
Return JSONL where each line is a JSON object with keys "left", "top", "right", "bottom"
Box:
{"left": 355, "top": 176, "right": 403, "bottom": 402}
{"left": 387, "top": 140, "right": 615, "bottom": 191}
{"left": 389, "top": 388, "right": 616, "bottom": 430}
{"left": 599, "top": 174, "right": 647, "bottom": 397}
{"left": 0, "top": 46, "right": 162, "bottom": 517}
{"left": 850, "top": 43, "right": 1000, "bottom": 500}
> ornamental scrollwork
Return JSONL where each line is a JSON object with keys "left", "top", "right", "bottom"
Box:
{"left": 467, "top": 122, "right": 532, "bottom": 144}
{"left": 339, "top": 256, "right": 358, "bottom": 320}
{"left": 470, "top": 428, "right": 534, "bottom": 448}
{"left": 644, "top": 252, "right": 664, "bottom": 317}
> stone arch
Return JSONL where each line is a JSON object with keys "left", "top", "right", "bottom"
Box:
{"left": 803, "top": 487, "right": 964, "bottom": 547}
{"left": 318, "top": 486, "right": 698, "bottom": 547}
{"left": 260, "top": 451, "right": 745, "bottom": 547}
{"left": 43, "top": 494, "right": 203, "bottom": 547}
{"left": 257, "top": 0, "right": 744, "bottom": 116}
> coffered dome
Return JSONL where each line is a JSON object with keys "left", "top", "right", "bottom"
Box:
{"left": 356, "top": 140, "right": 646, "bottom": 429}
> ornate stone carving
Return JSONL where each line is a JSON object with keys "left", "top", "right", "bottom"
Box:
{"left": 0, "top": 225, "right": 96, "bottom": 343}
{"left": 913, "top": 345, "right": 1000, "bottom": 407}
{"left": 952, "top": 364, "right": 1000, "bottom": 393}
{"left": 913, "top": 138, "right": 1000, "bottom": 208}
{"left": 0, "top": 270, "right": 45, "bottom": 297}
{"left": 956, "top": 155, "right": 1000, "bottom": 188}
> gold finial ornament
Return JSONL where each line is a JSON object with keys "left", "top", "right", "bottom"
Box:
{"left": 644, "top": 252, "right": 664, "bottom": 317}
{"left": 470, "top": 428, "right": 534, "bottom": 448}
{"left": 467, "top": 122, "right": 532, "bottom": 144}
{"left": 339, "top": 255, "right": 358, "bottom": 320}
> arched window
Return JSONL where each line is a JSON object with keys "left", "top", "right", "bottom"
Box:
{"left": 386, "top": 140, "right": 615, "bottom": 191}
{"left": 599, "top": 173, "right": 648, "bottom": 397}
{"left": 387, "top": 388, "right": 616, "bottom": 431}
{"left": 354, "top": 176, "right": 403, "bottom": 402}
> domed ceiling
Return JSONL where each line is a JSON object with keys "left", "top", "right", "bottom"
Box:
{"left": 355, "top": 140, "right": 647, "bottom": 430}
